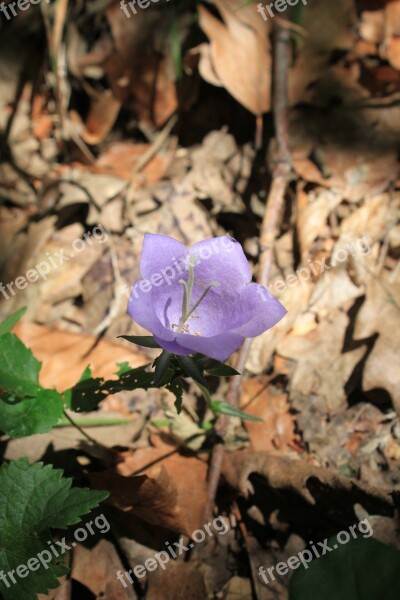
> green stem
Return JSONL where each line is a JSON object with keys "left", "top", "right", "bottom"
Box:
{"left": 61, "top": 410, "right": 102, "bottom": 445}
{"left": 198, "top": 383, "right": 213, "bottom": 406}
{"left": 56, "top": 415, "right": 132, "bottom": 428}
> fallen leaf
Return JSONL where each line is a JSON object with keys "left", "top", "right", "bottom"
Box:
{"left": 198, "top": 0, "right": 271, "bottom": 116}
{"left": 240, "top": 378, "right": 296, "bottom": 452}
{"left": 222, "top": 450, "right": 394, "bottom": 509}
{"left": 82, "top": 89, "right": 122, "bottom": 145}
{"left": 13, "top": 321, "right": 148, "bottom": 391}
{"left": 90, "top": 463, "right": 190, "bottom": 537}
{"left": 115, "top": 436, "right": 208, "bottom": 533}
{"left": 72, "top": 539, "right": 138, "bottom": 599}
{"left": 277, "top": 311, "right": 365, "bottom": 412}
{"left": 95, "top": 141, "right": 170, "bottom": 183}
{"left": 353, "top": 275, "right": 400, "bottom": 414}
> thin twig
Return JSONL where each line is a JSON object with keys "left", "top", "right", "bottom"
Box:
{"left": 62, "top": 410, "right": 102, "bottom": 446}
{"left": 203, "top": 21, "right": 292, "bottom": 521}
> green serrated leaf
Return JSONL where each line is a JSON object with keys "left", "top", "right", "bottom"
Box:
{"left": 69, "top": 365, "right": 153, "bottom": 412}
{"left": 166, "top": 378, "right": 184, "bottom": 414}
{"left": 0, "top": 458, "right": 108, "bottom": 600}
{"left": 63, "top": 365, "right": 93, "bottom": 409}
{"left": 115, "top": 362, "right": 131, "bottom": 376}
{"left": 0, "top": 389, "right": 64, "bottom": 438}
{"left": 211, "top": 401, "right": 263, "bottom": 422}
{"left": 175, "top": 355, "right": 207, "bottom": 388}
{"left": 0, "top": 307, "right": 27, "bottom": 336}
{"left": 289, "top": 537, "right": 400, "bottom": 600}
{"left": 119, "top": 335, "right": 161, "bottom": 349}
{"left": 0, "top": 333, "right": 41, "bottom": 397}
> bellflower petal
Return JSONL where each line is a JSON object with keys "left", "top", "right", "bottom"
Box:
{"left": 152, "top": 336, "right": 192, "bottom": 356}
{"left": 140, "top": 234, "right": 187, "bottom": 280}
{"left": 175, "top": 331, "right": 244, "bottom": 362}
{"left": 232, "top": 284, "right": 287, "bottom": 337}
{"left": 127, "top": 235, "right": 287, "bottom": 361}
{"left": 128, "top": 284, "right": 175, "bottom": 341}
{"left": 189, "top": 237, "right": 251, "bottom": 292}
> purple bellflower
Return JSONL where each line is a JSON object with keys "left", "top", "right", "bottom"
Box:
{"left": 128, "top": 234, "right": 286, "bottom": 362}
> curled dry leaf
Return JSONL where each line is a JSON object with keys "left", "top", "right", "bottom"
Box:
{"left": 90, "top": 464, "right": 190, "bottom": 537}
{"left": 197, "top": 0, "right": 271, "bottom": 116}
{"left": 115, "top": 436, "right": 208, "bottom": 533}
{"left": 222, "top": 450, "right": 395, "bottom": 510}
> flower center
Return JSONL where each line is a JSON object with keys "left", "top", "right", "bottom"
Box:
{"left": 175, "top": 255, "right": 220, "bottom": 335}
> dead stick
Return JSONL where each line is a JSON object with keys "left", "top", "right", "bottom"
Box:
{"left": 203, "top": 22, "right": 292, "bottom": 522}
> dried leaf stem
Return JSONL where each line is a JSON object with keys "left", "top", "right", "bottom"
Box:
{"left": 203, "top": 21, "right": 292, "bottom": 521}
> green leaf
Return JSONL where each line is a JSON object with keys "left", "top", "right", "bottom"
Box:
{"left": 119, "top": 335, "right": 162, "bottom": 349}
{"left": 0, "top": 307, "right": 27, "bottom": 336}
{"left": 193, "top": 355, "right": 240, "bottom": 377}
{"left": 210, "top": 401, "right": 263, "bottom": 422}
{"left": 68, "top": 363, "right": 184, "bottom": 415}
{"left": 63, "top": 365, "right": 93, "bottom": 410}
{"left": 115, "top": 362, "right": 131, "bottom": 376}
{"left": 154, "top": 351, "right": 172, "bottom": 386}
{"left": 0, "top": 458, "right": 108, "bottom": 600}
{"left": 289, "top": 537, "right": 400, "bottom": 600}
{"left": 0, "top": 333, "right": 41, "bottom": 397}
{"left": 69, "top": 365, "right": 153, "bottom": 412}
{"left": 175, "top": 355, "right": 207, "bottom": 388}
{"left": 166, "top": 378, "right": 184, "bottom": 414}
{"left": 0, "top": 389, "right": 64, "bottom": 438}
{"left": 204, "top": 363, "right": 240, "bottom": 377}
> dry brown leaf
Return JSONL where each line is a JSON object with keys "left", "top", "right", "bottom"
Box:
{"left": 72, "top": 540, "right": 138, "bottom": 599}
{"left": 277, "top": 311, "right": 365, "bottom": 412}
{"left": 222, "top": 450, "right": 394, "bottom": 509}
{"left": 82, "top": 90, "right": 122, "bottom": 145}
{"left": 13, "top": 321, "right": 148, "bottom": 391}
{"left": 95, "top": 142, "right": 170, "bottom": 183}
{"left": 116, "top": 436, "right": 208, "bottom": 533}
{"left": 223, "top": 577, "right": 253, "bottom": 600}
{"left": 104, "top": 5, "right": 178, "bottom": 126}
{"left": 198, "top": 0, "right": 271, "bottom": 116}
{"left": 353, "top": 275, "right": 400, "bottom": 414}
{"left": 90, "top": 463, "right": 190, "bottom": 537}
{"left": 246, "top": 281, "right": 313, "bottom": 374}
{"left": 297, "top": 186, "right": 342, "bottom": 259}
{"left": 291, "top": 139, "right": 397, "bottom": 202}
{"left": 240, "top": 378, "right": 296, "bottom": 452}
{"left": 338, "top": 193, "right": 393, "bottom": 245}
{"left": 146, "top": 562, "right": 207, "bottom": 600}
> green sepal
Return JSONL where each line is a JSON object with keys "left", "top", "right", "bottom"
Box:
{"left": 119, "top": 335, "right": 162, "bottom": 349}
